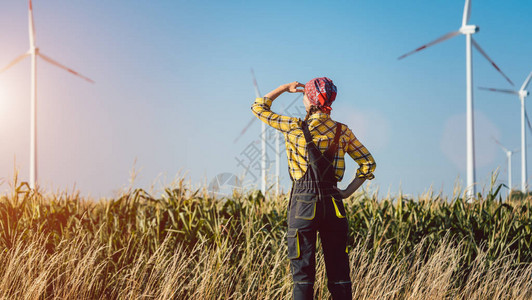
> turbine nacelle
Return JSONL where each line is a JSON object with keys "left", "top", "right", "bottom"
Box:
{"left": 459, "top": 25, "right": 479, "bottom": 35}
{"left": 520, "top": 90, "right": 530, "bottom": 98}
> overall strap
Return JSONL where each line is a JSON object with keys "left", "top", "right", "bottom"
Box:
{"left": 325, "top": 122, "right": 343, "bottom": 157}
{"left": 301, "top": 120, "right": 314, "bottom": 144}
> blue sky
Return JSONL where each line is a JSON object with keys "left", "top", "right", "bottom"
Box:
{"left": 0, "top": 0, "right": 531, "bottom": 198}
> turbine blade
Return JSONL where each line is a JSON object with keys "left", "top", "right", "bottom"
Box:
{"left": 471, "top": 38, "right": 514, "bottom": 86}
{"left": 478, "top": 87, "right": 519, "bottom": 95}
{"left": 251, "top": 68, "right": 261, "bottom": 97}
{"left": 234, "top": 116, "right": 256, "bottom": 143}
{"left": 38, "top": 52, "right": 94, "bottom": 84}
{"left": 233, "top": 68, "right": 263, "bottom": 143}
{"left": 462, "top": 0, "right": 472, "bottom": 26}
{"left": 397, "top": 31, "right": 461, "bottom": 60}
{"left": 492, "top": 136, "right": 509, "bottom": 153}
{"left": 521, "top": 71, "right": 532, "bottom": 91}
{"left": 234, "top": 69, "right": 268, "bottom": 143}
{"left": 28, "top": 0, "right": 36, "bottom": 47}
{"left": 0, "top": 52, "right": 30, "bottom": 74}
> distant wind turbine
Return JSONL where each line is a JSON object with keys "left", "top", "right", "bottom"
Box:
{"left": 0, "top": 0, "right": 94, "bottom": 189}
{"left": 236, "top": 70, "right": 288, "bottom": 195}
{"left": 480, "top": 71, "right": 532, "bottom": 193}
{"left": 398, "top": 0, "right": 514, "bottom": 200}
{"left": 493, "top": 137, "right": 519, "bottom": 194}
{"left": 250, "top": 69, "right": 281, "bottom": 195}
{"left": 251, "top": 69, "right": 268, "bottom": 194}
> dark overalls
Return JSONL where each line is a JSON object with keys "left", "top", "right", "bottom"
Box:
{"left": 286, "top": 120, "right": 352, "bottom": 300}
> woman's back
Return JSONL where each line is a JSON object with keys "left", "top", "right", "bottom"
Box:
{"left": 251, "top": 96, "right": 375, "bottom": 183}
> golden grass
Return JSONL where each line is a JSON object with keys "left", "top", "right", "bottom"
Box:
{"left": 0, "top": 174, "right": 531, "bottom": 299}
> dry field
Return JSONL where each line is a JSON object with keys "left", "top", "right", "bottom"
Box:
{"left": 1, "top": 175, "right": 531, "bottom": 299}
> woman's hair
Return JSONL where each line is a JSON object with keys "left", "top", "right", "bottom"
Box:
{"left": 303, "top": 105, "right": 323, "bottom": 122}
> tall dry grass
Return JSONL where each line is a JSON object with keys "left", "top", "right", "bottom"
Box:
{"left": 0, "top": 174, "right": 531, "bottom": 299}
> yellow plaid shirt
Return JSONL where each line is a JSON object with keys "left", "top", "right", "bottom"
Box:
{"left": 251, "top": 97, "right": 376, "bottom": 182}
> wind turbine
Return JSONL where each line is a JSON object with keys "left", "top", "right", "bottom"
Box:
{"left": 0, "top": 0, "right": 94, "bottom": 189}
{"left": 250, "top": 69, "right": 268, "bottom": 194}
{"left": 493, "top": 138, "right": 519, "bottom": 196}
{"left": 250, "top": 69, "right": 282, "bottom": 195}
{"left": 236, "top": 70, "right": 286, "bottom": 195}
{"left": 398, "top": 0, "right": 514, "bottom": 200}
{"left": 480, "top": 71, "right": 532, "bottom": 193}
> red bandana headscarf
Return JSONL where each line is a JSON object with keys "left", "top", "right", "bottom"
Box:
{"left": 304, "top": 77, "right": 337, "bottom": 114}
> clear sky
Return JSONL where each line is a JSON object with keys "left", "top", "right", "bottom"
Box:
{"left": 0, "top": 0, "right": 531, "bottom": 198}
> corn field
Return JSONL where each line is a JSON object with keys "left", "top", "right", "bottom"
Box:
{"left": 1, "top": 174, "right": 532, "bottom": 299}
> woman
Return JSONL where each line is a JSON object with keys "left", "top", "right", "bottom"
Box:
{"left": 251, "top": 77, "right": 376, "bottom": 300}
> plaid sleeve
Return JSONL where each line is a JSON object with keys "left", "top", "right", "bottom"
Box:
{"left": 251, "top": 97, "right": 299, "bottom": 132}
{"left": 344, "top": 126, "right": 376, "bottom": 180}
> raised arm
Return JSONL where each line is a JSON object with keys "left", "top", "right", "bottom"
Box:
{"left": 250, "top": 81, "right": 305, "bottom": 132}
{"left": 264, "top": 81, "right": 304, "bottom": 100}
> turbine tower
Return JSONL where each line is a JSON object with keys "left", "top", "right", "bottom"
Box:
{"left": 0, "top": 0, "right": 94, "bottom": 189}
{"left": 480, "top": 71, "right": 532, "bottom": 193}
{"left": 398, "top": 0, "right": 514, "bottom": 200}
